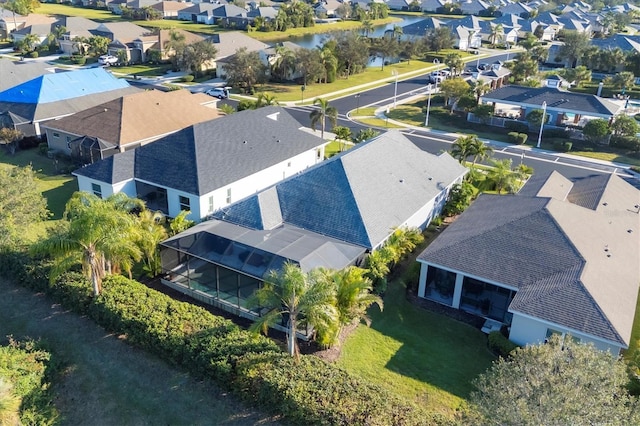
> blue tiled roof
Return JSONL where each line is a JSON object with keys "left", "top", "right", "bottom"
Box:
{"left": 0, "top": 68, "right": 130, "bottom": 104}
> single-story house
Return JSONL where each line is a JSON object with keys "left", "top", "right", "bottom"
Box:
{"left": 479, "top": 85, "right": 624, "bottom": 127}
{"left": 417, "top": 171, "right": 640, "bottom": 354}
{"left": 0, "top": 67, "right": 140, "bottom": 136}
{"left": 72, "top": 106, "right": 328, "bottom": 220}
{"left": 158, "top": 130, "right": 468, "bottom": 325}
{"left": 177, "top": 3, "right": 220, "bottom": 22}
{"left": 0, "top": 8, "right": 27, "bottom": 39}
{"left": 43, "top": 89, "right": 219, "bottom": 162}
{"left": 150, "top": 1, "right": 191, "bottom": 19}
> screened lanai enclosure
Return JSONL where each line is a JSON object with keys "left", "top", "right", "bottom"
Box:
{"left": 160, "top": 219, "right": 366, "bottom": 338}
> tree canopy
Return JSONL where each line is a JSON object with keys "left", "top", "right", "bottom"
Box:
{"left": 470, "top": 335, "right": 640, "bottom": 425}
{"left": 0, "top": 165, "right": 49, "bottom": 248}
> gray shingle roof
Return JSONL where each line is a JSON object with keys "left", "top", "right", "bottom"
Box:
{"left": 73, "top": 107, "right": 326, "bottom": 196}
{"left": 480, "top": 86, "right": 622, "bottom": 118}
{"left": 216, "top": 131, "right": 468, "bottom": 249}
{"left": 418, "top": 173, "right": 640, "bottom": 346}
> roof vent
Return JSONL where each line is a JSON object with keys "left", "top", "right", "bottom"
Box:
{"left": 602, "top": 202, "right": 608, "bottom": 206}
{"left": 399, "top": 179, "right": 404, "bottom": 183}
{"left": 428, "top": 177, "right": 433, "bottom": 180}
{"left": 243, "top": 140, "right": 247, "bottom": 144}
{"left": 276, "top": 139, "right": 281, "bottom": 143}
{"left": 628, "top": 229, "right": 634, "bottom": 233}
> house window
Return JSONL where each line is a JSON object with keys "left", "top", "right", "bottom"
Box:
{"left": 91, "top": 183, "right": 102, "bottom": 198}
{"left": 179, "top": 196, "right": 190, "bottom": 211}
{"left": 208, "top": 195, "right": 214, "bottom": 213}
{"left": 53, "top": 132, "right": 60, "bottom": 138}
{"left": 287, "top": 161, "right": 291, "bottom": 167}
{"left": 226, "top": 188, "right": 232, "bottom": 204}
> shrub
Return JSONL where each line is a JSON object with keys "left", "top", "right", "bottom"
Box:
{"left": 28, "top": 51, "right": 38, "bottom": 58}
{"left": 71, "top": 56, "right": 86, "bottom": 65}
{"left": 544, "top": 128, "right": 569, "bottom": 138}
{"left": 505, "top": 120, "right": 529, "bottom": 133}
{"left": 0, "top": 338, "right": 59, "bottom": 425}
{"left": 553, "top": 141, "right": 572, "bottom": 152}
{"left": 234, "top": 353, "right": 445, "bottom": 426}
{"left": 610, "top": 135, "right": 640, "bottom": 152}
{"left": 487, "top": 331, "right": 518, "bottom": 357}
{"left": 507, "top": 132, "right": 519, "bottom": 143}
{"left": 38, "top": 142, "right": 49, "bottom": 155}
{"left": 516, "top": 133, "right": 528, "bottom": 144}
{"left": 180, "top": 75, "right": 194, "bottom": 82}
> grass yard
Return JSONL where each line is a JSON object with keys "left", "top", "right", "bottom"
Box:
{"left": 34, "top": 3, "right": 121, "bottom": 22}
{"left": 0, "top": 278, "right": 280, "bottom": 425}
{"left": 257, "top": 60, "right": 437, "bottom": 102}
{"left": 109, "top": 63, "right": 173, "bottom": 77}
{"left": 132, "top": 19, "right": 221, "bottom": 35}
{"left": 351, "top": 106, "right": 378, "bottom": 116}
{"left": 337, "top": 277, "right": 496, "bottom": 415}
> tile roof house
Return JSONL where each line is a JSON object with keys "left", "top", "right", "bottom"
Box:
{"left": 479, "top": 85, "right": 624, "bottom": 126}
{"left": 158, "top": 130, "right": 467, "bottom": 324}
{"left": 150, "top": 0, "right": 191, "bottom": 18}
{"left": 72, "top": 106, "right": 328, "bottom": 220}
{"left": 0, "top": 67, "right": 140, "bottom": 136}
{"left": 416, "top": 171, "right": 640, "bottom": 354}
{"left": 42, "top": 89, "right": 219, "bottom": 162}
{"left": 0, "top": 8, "right": 27, "bottom": 39}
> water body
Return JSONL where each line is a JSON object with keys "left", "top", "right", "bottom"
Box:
{"left": 287, "top": 15, "right": 428, "bottom": 50}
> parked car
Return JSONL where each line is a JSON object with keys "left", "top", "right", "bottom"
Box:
{"left": 98, "top": 55, "right": 118, "bottom": 66}
{"left": 205, "top": 87, "right": 229, "bottom": 99}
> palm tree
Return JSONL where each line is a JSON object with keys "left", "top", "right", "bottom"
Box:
{"left": 392, "top": 25, "right": 403, "bottom": 40}
{"left": 317, "top": 266, "right": 383, "bottom": 347}
{"left": 255, "top": 93, "right": 279, "bottom": 107}
{"left": 386, "top": 227, "right": 424, "bottom": 264}
{"left": 361, "top": 19, "right": 374, "bottom": 37}
{"left": 271, "top": 44, "right": 296, "bottom": 81}
{"left": 490, "top": 23, "right": 504, "bottom": 48}
{"left": 164, "top": 29, "right": 186, "bottom": 71}
{"left": 249, "top": 262, "right": 338, "bottom": 358}
{"left": 451, "top": 135, "right": 477, "bottom": 165}
{"left": 309, "top": 98, "right": 338, "bottom": 140}
{"left": 473, "top": 81, "right": 492, "bottom": 101}
{"left": 31, "top": 192, "right": 142, "bottom": 296}
{"left": 137, "top": 209, "right": 168, "bottom": 277}
{"left": 469, "top": 138, "right": 494, "bottom": 167}
{"left": 487, "top": 158, "right": 516, "bottom": 194}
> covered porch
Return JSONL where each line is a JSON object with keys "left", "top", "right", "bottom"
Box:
{"left": 418, "top": 263, "right": 515, "bottom": 325}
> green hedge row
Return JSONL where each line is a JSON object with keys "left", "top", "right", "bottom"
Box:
{"left": 0, "top": 338, "right": 59, "bottom": 425}
{"left": 0, "top": 251, "right": 441, "bottom": 425}
{"left": 487, "top": 331, "right": 518, "bottom": 358}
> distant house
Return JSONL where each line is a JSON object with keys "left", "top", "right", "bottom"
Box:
{"left": 134, "top": 28, "right": 207, "bottom": 63}
{"left": 402, "top": 18, "right": 481, "bottom": 50}
{"left": 177, "top": 3, "right": 219, "bottom": 22}
{"left": 73, "top": 107, "right": 328, "bottom": 220}
{"left": 91, "top": 22, "right": 154, "bottom": 63}
{"left": 314, "top": 0, "right": 344, "bottom": 17}
{"left": 56, "top": 17, "right": 102, "bottom": 55}
{"left": 417, "top": 171, "right": 640, "bottom": 355}
{"left": 42, "top": 90, "right": 219, "bottom": 162}
{"left": 158, "top": 130, "right": 467, "bottom": 323}
{"left": 0, "top": 8, "right": 27, "bottom": 39}
{"left": 458, "top": 0, "right": 489, "bottom": 15}
{"left": 211, "top": 32, "right": 271, "bottom": 75}
{"left": 497, "top": 1, "right": 532, "bottom": 17}
{"left": 0, "top": 67, "right": 139, "bottom": 136}
{"left": 150, "top": 1, "right": 191, "bottom": 18}
{"left": 420, "top": 0, "right": 447, "bottom": 12}
{"left": 479, "top": 85, "right": 623, "bottom": 127}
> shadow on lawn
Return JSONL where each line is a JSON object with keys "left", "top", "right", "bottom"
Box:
{"left": 43, "top": 178, "right": 77, "bottom": 219}
{"left": 366, "top": 269, "right": 495, "bottom": 400}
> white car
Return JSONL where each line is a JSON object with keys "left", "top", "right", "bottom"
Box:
{"left": 98, "top": 55, "right": 118, "bottom": 66}
{"left": 205, "top": 87, "right": 229, "bottom": 99}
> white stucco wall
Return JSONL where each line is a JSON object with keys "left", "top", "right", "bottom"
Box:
{"left": 510, "top": 312, "right": 624, "bottom": 354}
{"left": 75, "top": 144, "right": 324, "bottom": 220}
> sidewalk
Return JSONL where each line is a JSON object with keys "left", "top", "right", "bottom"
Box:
{"left": 369, "top": 101, "right": 640, "bottom": 176}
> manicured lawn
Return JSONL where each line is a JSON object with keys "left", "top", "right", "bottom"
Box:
{"left": 257, "top": 60, "right": 437, "bottom": 102}
{"left": 132, "top": 19, "right": 221, "bottom": 35}
{"left": 35, "top": 3, "right": 121, "bottom": 22}
{"left": 109, "top": 63, "right": 173, "bottom": 77}
{"left": 0, "top": 278, "right": 280, "bottom": 425}
{"left": 337, "top": 274, "right": 496, "bottom": 415}
{"left": 351, "top": 106, "right": 378, "bottom": 116}
{"left": 357, "top": 117, "right": 406, "bottom": 128}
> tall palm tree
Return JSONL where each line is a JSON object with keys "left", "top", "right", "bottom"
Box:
{"left": 487, "top": 158, "right": 516, "bottom": 194}
{"left": 309, "top": 98, "right": 338, "bottom": 140}
{"left": 473, "top": 81, "right": 492, "bottom": 101}
{"left": 317, "top": 266, "right": 383, "bottom": 347}
{"left": 249, "top": 262, "right": 338, "bottom": 358}
{"left": 361, "top": 19, "right": 374, "bottom": 37}
{"left": 137, "top": 209, "right": 168, "bottom": 277}
{"left": 451, "top": 135, "right": 477, "bottom": 165}
{"left": 469, "top": 138, "right": 494, "bottom": 167}
{"left": 31, "top": 192, "right": 142, "bottom": 296}
{"left": 392, "top": 25, "right": 403, "bottom": 40}
{"left": 490, "top": 23, "right": 504, "bottom": 48}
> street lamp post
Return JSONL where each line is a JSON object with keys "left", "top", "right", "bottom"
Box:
{"left": 424, "top": 83, "right": 433, "bottom": 127}
{"left": 355, "top": 93, "right": 361, "bottom": 114}
{"left": 392, "top": 69, "right": 398, "bottom": 108}
{"left": 536, "top": 101, "right": 547, "bottom": 149}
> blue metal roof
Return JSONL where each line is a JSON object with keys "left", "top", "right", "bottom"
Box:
{"left": 0, "top": 68, "right": 130, "bottom": 104}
